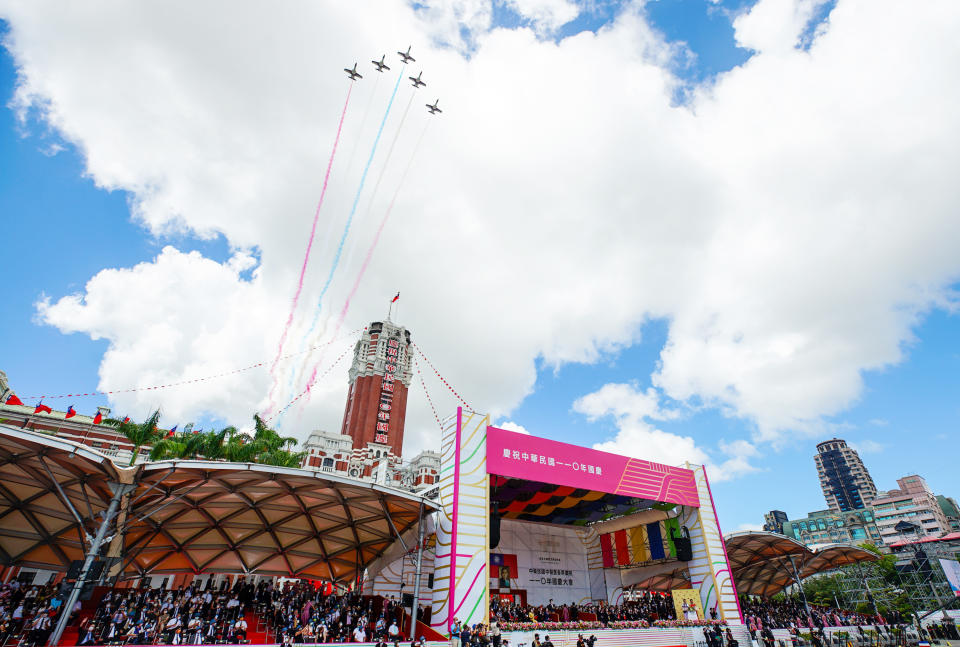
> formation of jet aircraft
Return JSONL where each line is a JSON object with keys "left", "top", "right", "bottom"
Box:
{"left": 344, "top": 47, "right": 441, "bottom": 114}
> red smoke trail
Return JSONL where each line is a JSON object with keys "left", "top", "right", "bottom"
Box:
{"left": 300, "top": 120, "right": 432, "bottom": 404}
{"left": 264, "top": 84, "right": 353, "bottom": 416}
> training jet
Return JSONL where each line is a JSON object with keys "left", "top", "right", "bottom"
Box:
{"left": 426, "top": 99, "right": 442, "bottom": 114}
{"left": 344, "top": 63, "right": 362, "bottom": 80}
{"left": 372, "top": 55, "right": 390, "bottom": 72}
{"left": 409, "top": 71, "right": 426, "bottom": 88}
{"left": 398, "top": 46, "right": 415, "bottom": 64}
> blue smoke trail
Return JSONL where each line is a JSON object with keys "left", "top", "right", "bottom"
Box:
{"left": 276, "top": 66, "right": 405, "bottom": 424}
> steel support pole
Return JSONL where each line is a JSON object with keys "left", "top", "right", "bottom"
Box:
{"left": 48, "top": 482, "right": 135, "bottom": 647}
{"left": 410, "top": 502, "right": 426, "bottom": 641}
{"left": 788, "top": 555, "right": 812, "bottom": 618}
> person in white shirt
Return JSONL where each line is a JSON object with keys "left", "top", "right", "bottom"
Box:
{"left": 354, "top": 624, "right": 367, "bottom": 642}
{"left": 234, "top": 617, "right": 248, "bottom": 641}
{"left": 389, "top": 621, "right": 400, "bottom": 640}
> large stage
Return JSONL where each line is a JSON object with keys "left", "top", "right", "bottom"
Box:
{"left": 366, "top": 408, "right": 742, "bottom": 639}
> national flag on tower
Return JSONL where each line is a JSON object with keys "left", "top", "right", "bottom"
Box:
{"left": 34, "top": 402, "right": 52, "bottom": 414}
{"left": 123, "top": 416, "right": 130, "bottom": 423}
{"left": 391, "top": 292, "right": 400, "bottom": 303}
{"left": 4, "top": 394, "right": 23, "bottom": 406}
{"left": 65, "top": 406, "right": 77, "bottom": 419}
{"left": 166, "top": 425, "right": 178, "bottom": 437}
{"left": 92, "top": 411, "right": 103, "bottom": 425}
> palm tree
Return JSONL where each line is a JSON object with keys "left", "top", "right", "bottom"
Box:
{"left": 249, "top": 414, "right": 305, "bottom": 467}
{"left": 105, "top": 410, "right": 163, "bottom": 466}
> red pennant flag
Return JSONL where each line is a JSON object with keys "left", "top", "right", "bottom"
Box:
{"left": 34, "top": 403, "right": 52, "bottom": 414}
{"left": 92, "top": 411, "right": 103, "bottom": 425}
{"left": 391, "top": 292, "right": 400, "bottom": 303}
{"left": 5, "top": 394, "right": 24, "bottom": 406}
{"left": 65, "top": 406, "right": 77, "bottom": 419}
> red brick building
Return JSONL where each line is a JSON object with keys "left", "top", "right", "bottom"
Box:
{"left": 340, "top": 320, "right": 413, "bottom": 458}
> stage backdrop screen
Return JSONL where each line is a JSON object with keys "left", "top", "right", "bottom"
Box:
{"left": 487, "top": 426, "right": 700, "bottom": 508}
{"left": 492, "top": 519, "right": 594, "bottom": 606}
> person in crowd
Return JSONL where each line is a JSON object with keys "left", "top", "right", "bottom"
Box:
{"left": 541, "top": 634, "right": 555, "bottom": 647}
{"left": 451, "top": 618, "right": 462, "bottom": 647}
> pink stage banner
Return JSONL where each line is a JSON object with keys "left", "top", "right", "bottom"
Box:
{"left": 486, "top": 426, "right": 700, "bottom": 508}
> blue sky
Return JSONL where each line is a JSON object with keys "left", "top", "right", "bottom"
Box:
{"left": 2, "top": 1, "right": 959, "bottom": 534}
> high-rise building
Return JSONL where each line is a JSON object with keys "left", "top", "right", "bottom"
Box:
{"left": 763, "top": 510, "right": 788, "bottom": 534}
{"left": 339, "top": 320, "right": 413, "bottom": 458}
{"left": 872, "top": 475, "right": 950, "bottom": 545}
{"left": 782, "top": 508, "right": 881, "bottom": 547}
{"left": 814, "top": 438, "right": 877, "bottom": 512}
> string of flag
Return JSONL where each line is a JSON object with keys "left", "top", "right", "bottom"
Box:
{"left": 412, "top": 353, "right": 444, "bottom": 434}
{"left": 411, "top": 342, "right": 472, "bottom": 410}
{"left": 4, "top": 394, "right": 114, "bottom": 426}
{"left": 11, "top": 329, "right": 362, "bottom": 401}
{"left": 264, "top": 341, "right": 355, "bottom": 423}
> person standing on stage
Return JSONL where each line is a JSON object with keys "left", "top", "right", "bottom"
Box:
{"left": 541, "top": 634, "right": 555, "bottom": 647}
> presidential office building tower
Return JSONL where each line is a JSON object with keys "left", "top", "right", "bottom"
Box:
{"left": 340, "top": 320, "right": 413, "bottom": 458}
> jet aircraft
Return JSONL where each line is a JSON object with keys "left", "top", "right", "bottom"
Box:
{"left": 409, "top": 72, "right": 426, "bottom": 88}
{"left": 344, "top": 63, "right": 362, "bottom": 80}
{"left": 398, "top": 46, "right": 415, "bottom": 64}
{"left": 426, "top": 99, "right": 442, "bottom": 114}
{"left": 372, "top": 55, "right": 390, "bottom": 72}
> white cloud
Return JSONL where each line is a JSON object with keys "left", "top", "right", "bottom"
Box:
{"left": 573, "top": 382, "right": 759, "bottom": 481}
{"left": 496, "top": 420, "right": 530, "bottom": 434}
{"left": 732, "top": 0, "right": 830, "bottom": 54}
{"left": 2, "top": 0, "right": 959, "bottom": 468}
{"left": 503, "top": 0, "right": 580, "bottom": 34}
{"left": 735, "top": 522, "right": 764, "bottom": 532}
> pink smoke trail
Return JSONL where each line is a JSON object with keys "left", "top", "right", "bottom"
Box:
{"left": 300, "top": 120, "right": 432, "bottom": 400}
{"left": 264, "top": 83, "right": 353, "bottom": 416}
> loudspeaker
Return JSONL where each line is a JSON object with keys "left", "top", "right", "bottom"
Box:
{"left": 490, "top": 502, "right": 501, "bottom": 549}
{"left": 402, "top": 593, "right": 414, "bottom": 607}
{"left": 427, "top": 573, "right": 434, "bottom": 589}
{"left": 66, "top": 560, "right": 83, "bottom": 580}
{"left": 673, "top": 537, "right": 693, "bottom": 562}
{"left": 88, "top": 560, "right": 105, "bottom": 580}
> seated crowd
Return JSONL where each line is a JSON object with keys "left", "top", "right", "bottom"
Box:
{"left": 489, "top": 591, "right": 678, "bottom": 626}
{"left": 0, "top": 577, "right": 419, "bottom": 646}
{"left": 0, "top": 581, "right": 62, "bottom": 647}
{"left": 740, "top": 596, "right": 905, "bottom": 633}
{"left": 262, "top": 580, "right": 406, "bottom": 644}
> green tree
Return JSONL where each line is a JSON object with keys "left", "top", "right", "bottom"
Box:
{"left": 248, "top": 414, "right": 305, "bottom": 467}
{"left": 105, "top": 410, "right": 163, "bottom": 466}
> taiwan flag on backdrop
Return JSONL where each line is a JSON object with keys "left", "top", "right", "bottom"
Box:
{"left": 34, "top": 402, "right": 52, "bottom": 414}
{"left": 65, "top": 406, "right": 77, "bottom": 419}
{"left": 490, "top": 553, "right": 518, "bottom": 583}
{"left": 92, "top": 411, "right": 103, "bottom": 425}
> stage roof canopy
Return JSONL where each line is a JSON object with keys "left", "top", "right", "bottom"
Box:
{"left": 724, "top": 531, "right": 879, "bottom": 598}
{"left": 0, "top": 425, "right": 435, "bottom": 582}
{"left": 490, "top": 475, "right": 670, "bottom": 525}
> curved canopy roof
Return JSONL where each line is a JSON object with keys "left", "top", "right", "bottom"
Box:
{"left": 724, "top": 531, "right": 878, "bottom": 598}
{"left": 0, "top": 425, "right": 435, "bottom": 583}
